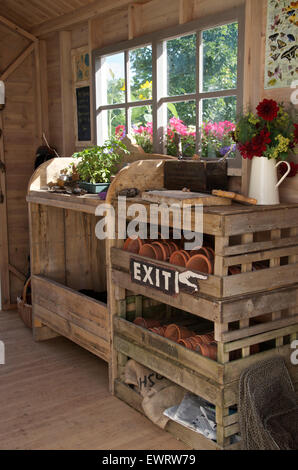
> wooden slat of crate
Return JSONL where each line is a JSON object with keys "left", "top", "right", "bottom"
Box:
{"left": 114, "top": 379, "right": 221, "bottom": 451}
{"left": 223, "top": 343, "right": 298, "bottom": 387}
{"left": 111, "top": 247, "right": 222, "bottom": 298}
{"left": 217, "top": 314, "right": 298, "bottom": 343}
{"left": 114, "top": 335, "right": 223, "bottom": 406}
{"left": 222, "top": 264, "right": 298, "bottom": 298}
{"left": 114, "top": 317, "right": 224, "bottom": 384}
{"left": 223, "top": 206, "right": 298, "bottom": 236}
{"left": 223, "top": 324, "right": 298, "bottom": 353}
{"left": 220, "top": 284, "right": 298, "bottom": 324}
{"left": 223, "top": 245, "right": 298, "bottom": 267}
{"left": 221, "top": 235, "right": 298, "bottom": 257}
{"left": 117, "top": 199, "right": 225, "bottom": 236}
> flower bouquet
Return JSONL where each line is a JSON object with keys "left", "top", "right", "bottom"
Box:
{"left": 233, "top": 99, "right": 297, "bottom": 161}
{"left": 233, "top": 99, "right": 298, "bottom": 204}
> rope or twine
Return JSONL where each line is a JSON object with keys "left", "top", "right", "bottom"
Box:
{"left": 42, "top": 132, "right": 61, "bottom": 158}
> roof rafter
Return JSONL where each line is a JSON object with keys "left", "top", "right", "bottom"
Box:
{"left": 0, "top": 14, "right": 37, "bottom": 42}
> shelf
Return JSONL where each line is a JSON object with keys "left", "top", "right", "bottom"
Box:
{"left": 116, "top": 198, "right": 298, "bottom": 236}
{"left": 114, "top": 316, "right": 298, "bottom": 391}
{"left": 27, "top": 189, "right": 105, "bottom": 214}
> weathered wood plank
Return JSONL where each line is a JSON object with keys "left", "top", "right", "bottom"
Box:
{"left": 224, "top": 324, "right": 298, "bottom": 353}
{"left": 35, "top": 307, "right": 110, "bottom": 362}
{"left": 223, "top": 264, "right": 298, "bottom": 297}
{"left": 32, "top": 275, "right": 108, "bottom": 331}
{"left": 224, "top": 244, "right": 298, "bottom": 267}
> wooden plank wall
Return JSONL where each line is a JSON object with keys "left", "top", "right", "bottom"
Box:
{"left": 44, "top": 0, "right": 297, "bottom": 189}
{"left": 0, "top": 0, "right": 296, "bottom": 307}
{"left": 0, "top": 24, "right": 37, "bottom": 307}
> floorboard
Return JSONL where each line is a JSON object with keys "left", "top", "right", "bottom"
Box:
{"left": 0, "top": 310, "right": 189, "bottom": 450}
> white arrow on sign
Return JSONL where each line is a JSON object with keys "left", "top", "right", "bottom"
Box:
{"left": 178, "top": 270, "right": 208, "bottom": 292}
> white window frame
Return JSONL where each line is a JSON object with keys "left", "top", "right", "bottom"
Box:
{"left": 93, "top": 5, "right": 245, "bottom": 172}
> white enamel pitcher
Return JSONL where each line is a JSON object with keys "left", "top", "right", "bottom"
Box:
{"left": 248, "top": 156, "right": 291, "bottom": 205}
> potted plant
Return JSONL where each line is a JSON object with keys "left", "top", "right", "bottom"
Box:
{"left": 72, "top": 137, "right": 129, "bottom": 194}
{"left": 233, "top": 100, "right": 298, "bottom": 205}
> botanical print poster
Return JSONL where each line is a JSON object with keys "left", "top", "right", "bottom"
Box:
{"left": 74, "top": 51, "right": 90, "bottom": 83}
{"left": 265, "top": 0, "right": 298, "bottom": 89}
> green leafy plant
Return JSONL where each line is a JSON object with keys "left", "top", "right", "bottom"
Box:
{"left": 72, "top": 138, "right": 129, "bottom": 184}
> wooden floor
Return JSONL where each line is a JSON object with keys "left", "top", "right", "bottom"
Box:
{"left": 0, "top": 310, "right": 189, "bottom": 450}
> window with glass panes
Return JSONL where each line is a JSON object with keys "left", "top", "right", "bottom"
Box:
{"left": 94, "top": 7, "right": 244, "bottom": 169}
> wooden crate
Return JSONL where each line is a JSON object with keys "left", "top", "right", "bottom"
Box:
{"left": 114, "top": 313, "right": 298, "bottom": 449}
{"left": 32, "top": 275, "right": 110, "bottom": 361}
{"left": 108, "top": 160, "right": 298, "bottom": 449}
{"left": 114, "top": 201, "right": 298, "bottom": 300}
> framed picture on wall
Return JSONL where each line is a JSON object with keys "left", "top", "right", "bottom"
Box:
{"left": 71, "top": 46, "right": 93, "bottom": 147}
{"left": 264, "top": 0, "right": 298, "bottom": 89}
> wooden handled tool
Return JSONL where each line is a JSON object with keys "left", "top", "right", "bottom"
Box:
{"left": 212, "top": 190, "right": 257, "bottom": 205}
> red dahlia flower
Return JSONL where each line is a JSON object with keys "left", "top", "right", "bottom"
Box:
{"left": 238, "top": 141, "right": 255, "bottom": 160}
{"left": 238, "top": 129, "right": 271, "bottom": 159}
{"left": 279, "top": 161, "right": 298, "bottom": 178}
{"left": 256, "top": 99, "right": 279, "bottom": 121}
{"left": 251, "top": 129, "right": 271, "bottom": 156}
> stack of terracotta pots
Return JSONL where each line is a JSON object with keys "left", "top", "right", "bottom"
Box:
{"left": 123, "top": 236, "right": 215, "bottom": 275}
{"left": 163, "top": 324, "right": 217, "bottom": 361}
{"left": 170, "top": 246, "right": 214, "bottom": 274}
{"left": 133, "top": 317, "right": 217, "bottom": 360}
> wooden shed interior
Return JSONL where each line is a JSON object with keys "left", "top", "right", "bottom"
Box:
{"left": 0, "top": 0, "right": 297, "bottom": 451}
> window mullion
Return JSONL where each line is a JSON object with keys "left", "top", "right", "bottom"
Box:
{"left": 125, "top": 50, "right": 130, "bottom": 134}
{"left": 196, "top": 30, "right": 202, "bottom": 154}
{"left": 155, "top": 40, "right": 166, "bottom": 154}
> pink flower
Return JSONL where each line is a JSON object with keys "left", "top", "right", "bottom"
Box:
{"left": 115, "top": 125, "right": 125, "bottom": 137}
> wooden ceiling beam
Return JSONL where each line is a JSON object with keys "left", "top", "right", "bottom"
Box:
{"left": 31, "top": 0, "right": 150, "bottom": 37}
{"left": 0, "top": 14, "right": 38, "bottom": 42}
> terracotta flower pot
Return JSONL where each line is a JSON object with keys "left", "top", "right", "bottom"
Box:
{"left": 180, "top": 250, "right": 191, "bottom": 261}
{"left": 205, "top": 246, "right": 215, "bottom": 260}
{"left": 123, "top": 237, "right": 143, "bottom": 254}
{"left": 178, "top": 338, "right": 195, "bottom": 349}
{"left": 152, "top": 241, "right": 168, "bottom": 261}
{"left": 196, "top": 342, "right": 217, "bottom": 360}
{"left": 161, "top": 241, "right": 172, "bottom": 259}
{"left": 149, "top": 326, "right": 167, "bottom": 336}
{"left": 164, "top": 324, "right": 195, "bottom": 342}
{"left": 194, "top": 332, "right": 214, "bottom": 345}
{"left": 186, "top": 254, "right": 213, "bottom": 274}
{"left": 133, "top": 317, "right": 161, "bottom": 329}
{"left": 169, "top": 241, "right": 179, "bottom": 252}
{"left": 139, "top": 243, "right": 159, "bottom": 260}
{"left": 169, "top": 250, "right": 188, "bottom": 267}
{"left": 228, "top": 265, "right": 241, "bottom": 275}
{"left": 190, "top": 247, "right": 211, "bottom": 260}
